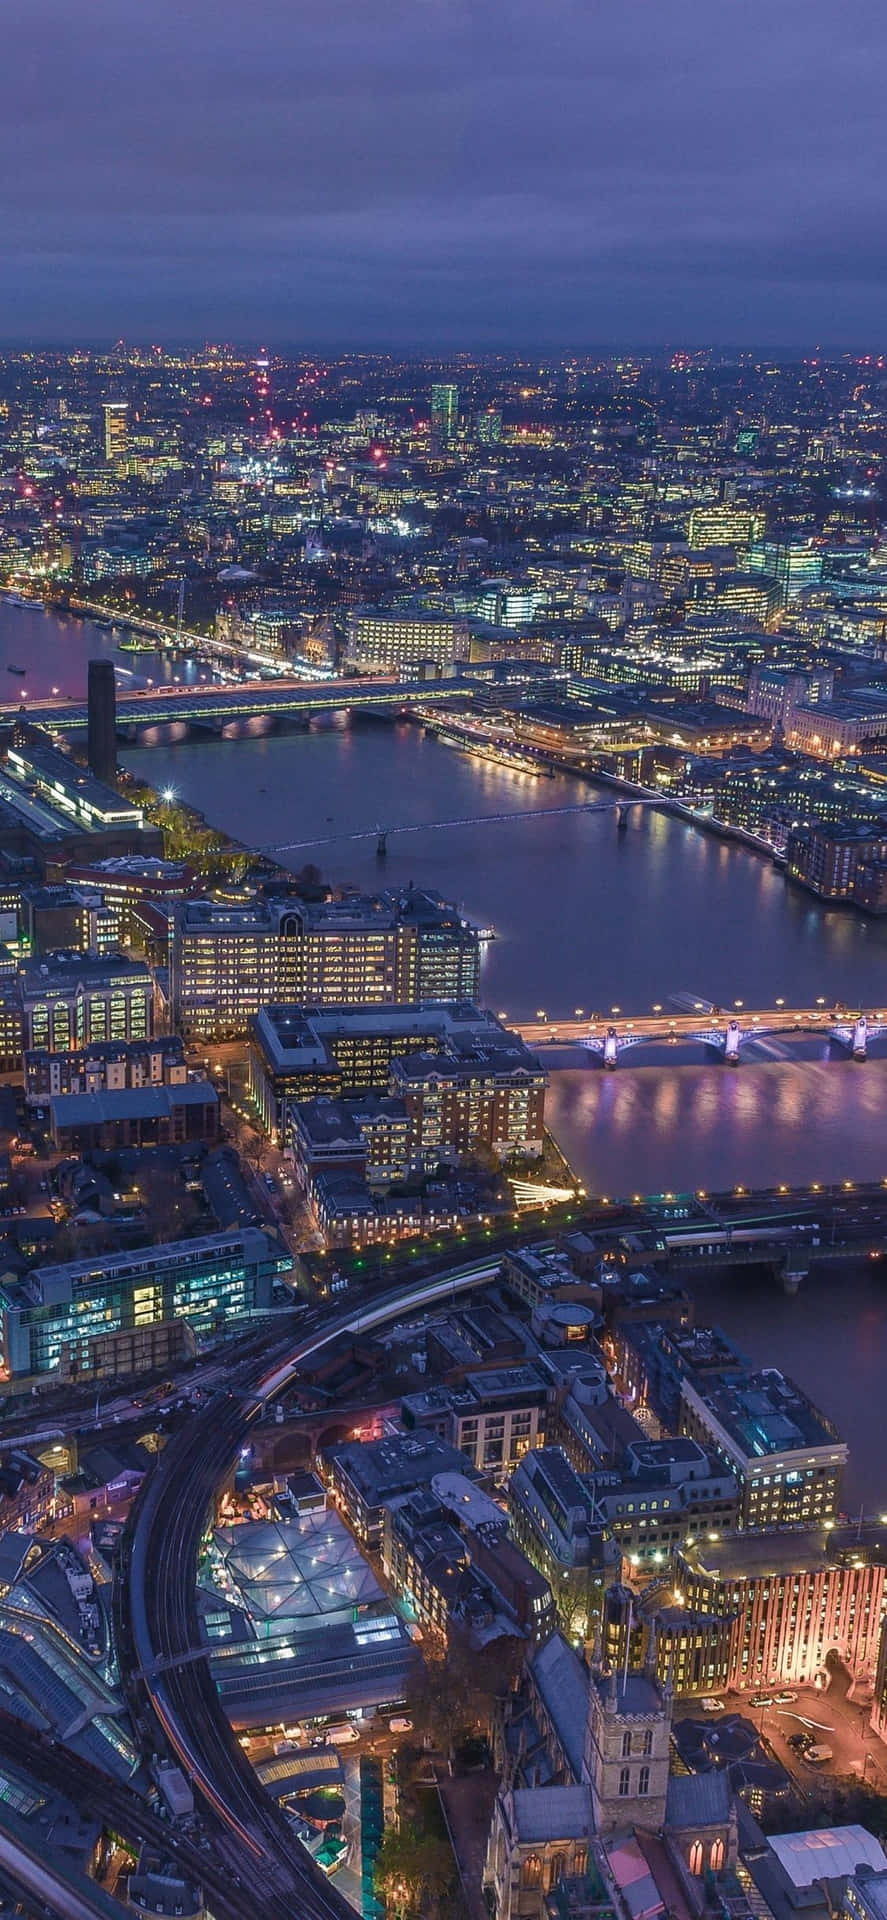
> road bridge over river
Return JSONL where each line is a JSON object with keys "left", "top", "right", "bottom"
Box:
{"left": 514, "top": 1002, "right": 886, "bottom": 1063}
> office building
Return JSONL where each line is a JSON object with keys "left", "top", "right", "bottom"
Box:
{"left": 402, "top": 1365, "right": 549, "bottom": 1474}
{"left": 384, "top": 1475, "right": 555, "bottom": 1643}
{"left": 21, "top": 950, "right": 155, "bottom": 1053}
{"left": 19, "top": 883, "right": 118, "bottom": 957}
{"left": 679, "top": 1365, "right": 846, "bottom": 1529}
{"left": 87, "top": 659, "right": 117, "bottom": 784}
{"left": 60, "top": 1316, "right": 196, "bottom": 1382}
{"left": 320, "top": 1429, "right": 475, "bottom": 1551}
{"left": 430, "top": 381, "right": 459, "bottom": 449}
{"left": 476, "top": 407, "right": 503, "bottom": 444}
{"left": 0, "top": 1226, "right": 288, "bottom": 1376}
{"left": 592, "top": 1438, "right": 740, "bottom": 1571}
{"left": 390, "top": 1037, "right": 546, "bottom": 1164}
{"left": 249, "top": 998, "right": 531, "bottom": 1140}
{"left": 507, "top": 1448, "right": 620, "bottom": 1640}
{"left": 102, "top": 400, "right": 129, "bottom": 463}
{"left": 688, "top": 505, "right": 763, "bottom": 550}
{"left": 675, "top": 1525, "right": 887, "bottom": 1694}
{"left": 346, "top": 607, "right": 471, "bottom": 678}
{"left": 784, "top": 700, "right": 887, "bottom": 758}
{"left": 172, "top": 888, "right": 479, "bottom": 1038}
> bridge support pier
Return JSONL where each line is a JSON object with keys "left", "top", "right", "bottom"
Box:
{"left": 853, "top": 1016, "right": 868, "bottom": 1061}
{"left": 603, "top": 1028, "right": 619, "bottom": 1069}
{"left": 724, "top": 1019, "right": 741, "bottom": 1065}
{"left": 779, "top": 1257, "right": 809, "bottom": 1296}
{"left": 375, "top": 828, "right": 388, "bottom": 857}
{"left": 616, "top": 803, "right": 629, "bottom": 831}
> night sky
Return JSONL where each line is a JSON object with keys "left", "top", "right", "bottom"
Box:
{"left": 1, "top": 0, "right": 883, "bottom": 347}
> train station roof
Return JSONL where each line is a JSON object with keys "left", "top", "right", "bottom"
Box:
{"left": 211, "top": 1510, "right": 383, "bottom": 1624}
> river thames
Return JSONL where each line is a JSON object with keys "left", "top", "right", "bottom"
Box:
{"left": 3, "top": 601, "right": 887, "bottom": 1501}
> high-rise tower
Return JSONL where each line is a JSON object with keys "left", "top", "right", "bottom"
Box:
{"left": 430, "top": 382, "right": 459, "bottom": 451}
{"left": 103, "top": 401, "right": 129, "bottom": 463}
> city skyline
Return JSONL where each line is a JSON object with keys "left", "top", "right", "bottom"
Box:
{"left": 1, "top": 0, "right": 885, "bottom": 346}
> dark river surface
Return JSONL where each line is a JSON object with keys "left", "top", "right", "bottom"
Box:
{"left": 3, "top": 600, "right": 887, "bottom": 1505}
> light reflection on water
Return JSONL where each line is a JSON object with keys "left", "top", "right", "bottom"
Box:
{"left": 7, "top": 606, "right": 885, "bottom": 1503}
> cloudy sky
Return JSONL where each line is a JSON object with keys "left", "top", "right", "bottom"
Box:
{"left": 0, "top": 0, "right": 883, "bottom": 347}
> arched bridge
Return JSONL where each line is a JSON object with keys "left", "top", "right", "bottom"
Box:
{"left": 514, "top": 1006, "right": 887, "bottom": 1066}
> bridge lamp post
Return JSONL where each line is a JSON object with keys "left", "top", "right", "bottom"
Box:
{"left": 574, "top": 1007, "right": 584, "bottom": 1018}
{"left": 734, "top": 999, "right": 743, "bottom": 1009}
{"left": 611, "top": 1005, "right": 621, "bottom": 1015}
{"left": 652, "top": 1003, "right": 662, "bottom": 1014}
{"left": 776, "top": 997, "right": 785, "bottom": 1007}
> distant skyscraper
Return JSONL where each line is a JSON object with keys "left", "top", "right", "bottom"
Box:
{"left": 476, "top": 407, "right": 502, "bottom": 445}
{"left": 87, "top": 659, "right": 117, "bottom": 785}
{"left": 103, "top": 401, "right": 129, "bottom": 463}
{"left": 430, "top": 383, "right": 459, "bottom": 451}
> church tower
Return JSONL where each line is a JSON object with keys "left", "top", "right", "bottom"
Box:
{"left": 583, "top": 1639, "right": 672, "bottom": 1835}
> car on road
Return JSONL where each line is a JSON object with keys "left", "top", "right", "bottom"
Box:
{"left": 750, "top": 1693, "right": 774, "bottom": 1707}
{"left": 389, "top": 1716, "right": 413, "bottom": 1734}
{"left": 700, "top": 1698, "right": 726, "bottom": 1713}
{"left": 774, "top": 1690, "right": 798, "bottom": 1704}
{"left": 805, "top": 1744, "right": 834, "bottom": 1765}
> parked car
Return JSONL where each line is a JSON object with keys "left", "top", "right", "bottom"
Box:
{"left": 700, "top": 1697, "right": 726, "bottom": 1713}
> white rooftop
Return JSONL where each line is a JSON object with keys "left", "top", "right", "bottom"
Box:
{"left": 769, "top": 1827, "right": 887, "bottom": 1888}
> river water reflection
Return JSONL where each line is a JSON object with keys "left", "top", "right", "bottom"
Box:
{"left": 2, "top": 603, "right": 886, "bottom": 1503}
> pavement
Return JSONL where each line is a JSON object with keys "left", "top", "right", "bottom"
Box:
{"left": 685, "top": 1683, "right": 887, "bottom": 1794}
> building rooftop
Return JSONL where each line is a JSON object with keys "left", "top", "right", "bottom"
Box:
{"left": 531, "top": 1632, "right": 589, "bottom": 1781}
{"left": 252, "top": 999, "right": 524, "bottom": 1072}
{"left": 680, "top": 1521, "right": 887, "bottom": 1582}
{"left": 21, "top": 949, "right": 152, "bottom": 994}
{"left": 665, "top": 1770, "right": 732, "bottom": 1830}
{"left": 323, "top": 1429, "right": 474, "bottom": 1505}
{"left": 49, "top": 1081, "right": 217, "bottom": 1128}
{"left": 211, "top": 1510, "right": 383, "bottom": 1625}
{"left": 511, "top": 1783, "right": 591, "bottom": 1844}
{"left": 683, "top": 1365, "right": 843, "bottom": 1464}
{"left": 592, "top": 1669, "right": 665, "bottom": 1718}
{"left": 768, "top": 1828, "right": 887, "bottom": 1889}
